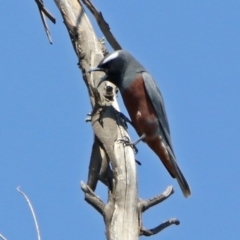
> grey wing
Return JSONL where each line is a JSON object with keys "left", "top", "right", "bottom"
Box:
{"left": 142, "top": 72, "right": 175, "bottom": 156}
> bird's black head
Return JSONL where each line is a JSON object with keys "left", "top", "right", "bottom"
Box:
{"left": 89, "top": 50, "right": 132, "bottom": 88}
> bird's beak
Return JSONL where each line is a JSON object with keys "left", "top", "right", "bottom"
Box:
{"left": 88, "top": 67, "right": 105, "bottom": 73}
{"left": 88, "top": 67, "right": 109, "bottom": 88}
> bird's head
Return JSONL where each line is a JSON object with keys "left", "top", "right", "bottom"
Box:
{"left": 89, "top": 50, "right": 131, "bottom": 88}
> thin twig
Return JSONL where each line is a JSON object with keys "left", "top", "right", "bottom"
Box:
{"left": 81, "top": 0, "right": 122, "bottom": 50}
{"left": 39, "top": 8, "right": 53, "bottom": 44}
{"left": 17, "top": 186, "right": 41, "bottom": 240}
{"left": 34, "top": 0, "right": 56, "bottom": 44}
{"left": 0, "top": 233, "right": 7, "bottom": 240}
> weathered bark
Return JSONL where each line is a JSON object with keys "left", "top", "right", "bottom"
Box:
{"left": 54, "top": 0, "right": 139, "bottom": 239}
{"left": 52, "top": 0, "right": 179, "bottom": 239}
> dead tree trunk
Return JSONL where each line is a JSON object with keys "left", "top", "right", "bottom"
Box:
{"left": 50, "top": 0, "right": 179, "bottom": 239}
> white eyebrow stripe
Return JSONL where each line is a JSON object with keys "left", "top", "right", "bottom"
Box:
{"left": 102, "top": 51, "right": 119, "bottom": 64}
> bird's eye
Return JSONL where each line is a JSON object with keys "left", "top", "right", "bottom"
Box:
{"left": 103, "top": 62, "right": 110, "bottom": 68}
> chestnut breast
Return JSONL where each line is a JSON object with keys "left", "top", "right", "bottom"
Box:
{"left": 121, "top": 75, "right": 159, "bottom": 138}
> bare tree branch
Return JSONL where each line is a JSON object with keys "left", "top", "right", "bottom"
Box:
{"left": 87, "top": 138, "right": 108, "bottom": 190}
{"left": 0, "top": 233, "right": 7, "bottom": 240}
{"left": 34, "top": 0, "right": 56, "bottom": 44}
{"left": 140, "top": 218, "right": 180, "bottom": 236}
{"left": 81, "top": 0, "right": 122, "bottom": 50}
{"left": 35, "top": 0, "right": 56, "bottom": 23}
{"left": 17, "top": 187, "right": 41, "bottom": 240}
{"left": 140, "top": 186, "right": 174, "bottom": 212}
{"left": 81, "top": 181, "right": 105, "bottom": 215}
{"left": 137, "top": 186, "right": 177, "bottom": 236}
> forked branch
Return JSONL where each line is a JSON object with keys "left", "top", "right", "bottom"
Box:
{"left": 81, "top": 0, "right": 122, "bottom": 50}
{"left": 34, "top": 0, "right": 56, "bottom": 44}
{"left": 140, "top": 186, "right": 174, "bottom": 212}
{"left": 138, "top": 186, "right": 179, "bottom": 236}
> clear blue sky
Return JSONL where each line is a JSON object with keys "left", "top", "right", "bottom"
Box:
{"left": 1, "top": 1, "right": 240, "bottom": 239}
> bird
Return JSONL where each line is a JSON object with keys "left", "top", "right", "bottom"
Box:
{"left": 89, "top": 50, "right": 191, "bottom": 198}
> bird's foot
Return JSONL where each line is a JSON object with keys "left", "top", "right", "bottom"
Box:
{"left": 118, "top": 112, "right": 133, "bottom": 129}
{"left": 85, "top": 110, "right": 104, "bottom": 126}
{"left": 85, "top": 112, "right": 92, "bottom": 122}
{"left": 113, "top": 110, "right": 133, "bottom": 130}
{"left": 118, "top": 136, "right": 139, "bottom": 154}
{"left": 135, "top": 159, "right": 142, "bottom": 165}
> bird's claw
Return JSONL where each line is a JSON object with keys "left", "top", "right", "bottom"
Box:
{"left": 135, "top": 159, "right": 142, "bottom": 165}
{"left": 119, "top": 112, "right": 132, "bottom": 129}
{"left": 85, "top": 112, "right": 92, "bottom": 122}
{"left": 117, "top": 112, "right": 134, "bottom": 130}
{"left": 118, "top": 136, "right": 139, "bottom": 154}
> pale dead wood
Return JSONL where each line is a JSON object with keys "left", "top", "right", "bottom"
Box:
{"left": 88, "top": 83, "right": 139, "bottom": 239}
{"left": 54, "top": 0, "right": 138, "bottom": 239}
{"left": 54, "top": 0, "right": 105, "bottom": 105}
{"left": 81, "top": 181, "right": 105, "bottom": 215}
{"left": 86, "top": 137, "right": 109, "bottom": 190}
{"left": 0, "top": 233, "right": 7, "bottom": 240}
{"left": 17, "top": 187, "right": 41, "bottom": 240}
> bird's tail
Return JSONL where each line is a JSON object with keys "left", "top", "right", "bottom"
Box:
{"left": 168, "top": 148, "right": 191, "bottom": 198}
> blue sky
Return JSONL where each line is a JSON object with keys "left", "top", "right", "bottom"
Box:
{"left": 1, "top": 1, "right": 240, "bottom": 239}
